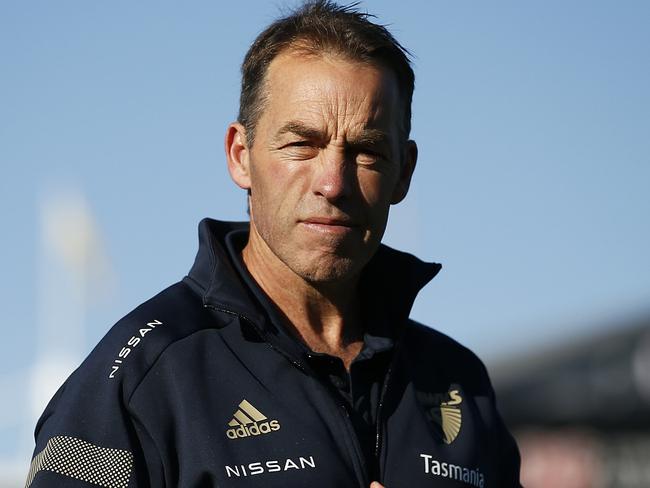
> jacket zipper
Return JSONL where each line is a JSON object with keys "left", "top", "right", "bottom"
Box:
{"left": 204, "top": 303, "right": 308, "bottom": 372}
{"left": 206, "top": 303, "right": 371, "bottom": 487}
{"left": 374, "top": 364, "right": 392, "bottom": 458}
{"left": 338, "top": 402, "right": 370, "bottom": 488}
{"left": 374, "top": 339, "right": 402, "bottom": 481}
{"left": 306, "top": 353, "right": 370, "bottom": 488}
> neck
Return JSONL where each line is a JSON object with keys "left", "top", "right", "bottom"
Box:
{"left": 242, "top": 223, "right": 363, "bottom": 366}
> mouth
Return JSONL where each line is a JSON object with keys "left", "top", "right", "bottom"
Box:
{"left": 299, "top": 217, "right": 357, "bottom": 235}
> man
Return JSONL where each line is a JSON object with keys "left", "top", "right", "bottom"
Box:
{"left": 26, "top": 2, "right": 521, "bottom": 487}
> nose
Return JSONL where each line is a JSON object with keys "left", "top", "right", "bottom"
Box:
{"left": 311, "top": 148, "right": 354, "bottom": 202}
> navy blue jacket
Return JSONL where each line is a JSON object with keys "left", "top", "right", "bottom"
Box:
{"left": 27, "top": 219, "right": 521, "bottom": 488}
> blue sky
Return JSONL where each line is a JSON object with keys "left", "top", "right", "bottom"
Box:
{"left": 1, "top": 0, "right": 649, "bottom": 474}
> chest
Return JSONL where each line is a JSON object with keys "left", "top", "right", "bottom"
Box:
{"left": 129, "top": 331, "right": 501, "bottom": 487}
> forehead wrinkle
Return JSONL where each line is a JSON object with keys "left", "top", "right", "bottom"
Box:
{"left": 325, "top": 91, "right": 387, "bottom": 144}
{"left": 289, "top": 67, "right": 378, "bottom": 138}
{"left": 265, "top": 52, "right": 400, "bottom": 147}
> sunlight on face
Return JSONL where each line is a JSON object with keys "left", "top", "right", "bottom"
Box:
{"left": 247, "top": 51, "right": 413, "bottom": 284}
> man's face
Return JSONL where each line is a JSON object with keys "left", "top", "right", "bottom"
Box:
{"left": 230, "top": 50, "right": 416, "bottom": 284}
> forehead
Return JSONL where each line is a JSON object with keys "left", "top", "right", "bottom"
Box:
{"left": 261, "top": 50, "right": 402, "bottom": 134}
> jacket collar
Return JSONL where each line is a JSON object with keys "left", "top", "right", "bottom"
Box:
{"left": 186, "top": 218, "right": 441, "bottom": 330}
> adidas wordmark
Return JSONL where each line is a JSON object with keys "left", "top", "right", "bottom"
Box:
{"left": 226, "top": 400, "right": 281, "bottom": 440}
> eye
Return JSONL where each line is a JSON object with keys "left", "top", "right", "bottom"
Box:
{"left": 280, "top": 141, "right": 319, "bottom": 159}
{"left": 280, "top": 140, "right": 314, "bottom": 149}
{"left": 355, "top": 148, "right": 385, "bottom": 164}
{"left": 363, "top": 148, "right": 383, "bottom": 158}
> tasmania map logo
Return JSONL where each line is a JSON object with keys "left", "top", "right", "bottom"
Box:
{"left": 226, "top": 400, "right": 281, "bottom": 440}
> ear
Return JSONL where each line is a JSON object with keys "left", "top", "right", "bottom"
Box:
{"left": 391, "top": 139, "right": 418, "bottom": 204}
{"left": 225, "top": 122, "right": 252, "bottom": 190}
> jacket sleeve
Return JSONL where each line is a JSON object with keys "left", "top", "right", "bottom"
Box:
{"left": 493, "top": 400, "right": 523, "bottom": 487}
{"left": 25, "top": 353, "right": 162, "bottom": 487}
{"left": 486, "top": 374, "right": 523, "bottom": 488}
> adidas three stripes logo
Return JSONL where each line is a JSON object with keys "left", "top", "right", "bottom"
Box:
{"left": 226, "top": 400, "right": 281, "bottom": 439}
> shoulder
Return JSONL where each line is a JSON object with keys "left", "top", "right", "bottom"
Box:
{"left": 401, "top": 320, "right": 493, "bottom": 393}
{"left": 64, "top": 279, "right": 236, "bottom": 397}
{"left": 403, "top": 320, "right": 484, "bottom": 363}
{"left": 28, "top": 282, "right": 223, "bottom": 482}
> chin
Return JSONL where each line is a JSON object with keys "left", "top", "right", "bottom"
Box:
{"left": 291, "top": 254, "right": 364, "bottom": 285}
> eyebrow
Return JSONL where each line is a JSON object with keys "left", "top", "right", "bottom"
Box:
{"left": 275, "top": 121, "right": 325, "bottom": 142}
{"left": 274, "top": 120, "right": 391, "bottom": 148}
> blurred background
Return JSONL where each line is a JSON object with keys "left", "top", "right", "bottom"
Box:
{"left": 1, "top": 1, "right": 649, "bottom": 486}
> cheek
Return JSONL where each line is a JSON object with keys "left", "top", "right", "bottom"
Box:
{"left": 249, "top": 159, "right": 306, "bottom": 223}
{"left": 358, "top": 169, "right": 397, "bottom": 209}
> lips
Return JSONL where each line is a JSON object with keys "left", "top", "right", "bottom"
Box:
{"left": 299, "top": 216, "right": 358, "bottom": 235}
{"left": 301, "top": 216, "right": 355, "bottom": 227}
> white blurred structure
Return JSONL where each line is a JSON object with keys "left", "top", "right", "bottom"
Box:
{"left": 1, "top": 188, "right": 114, "bottom": 488}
